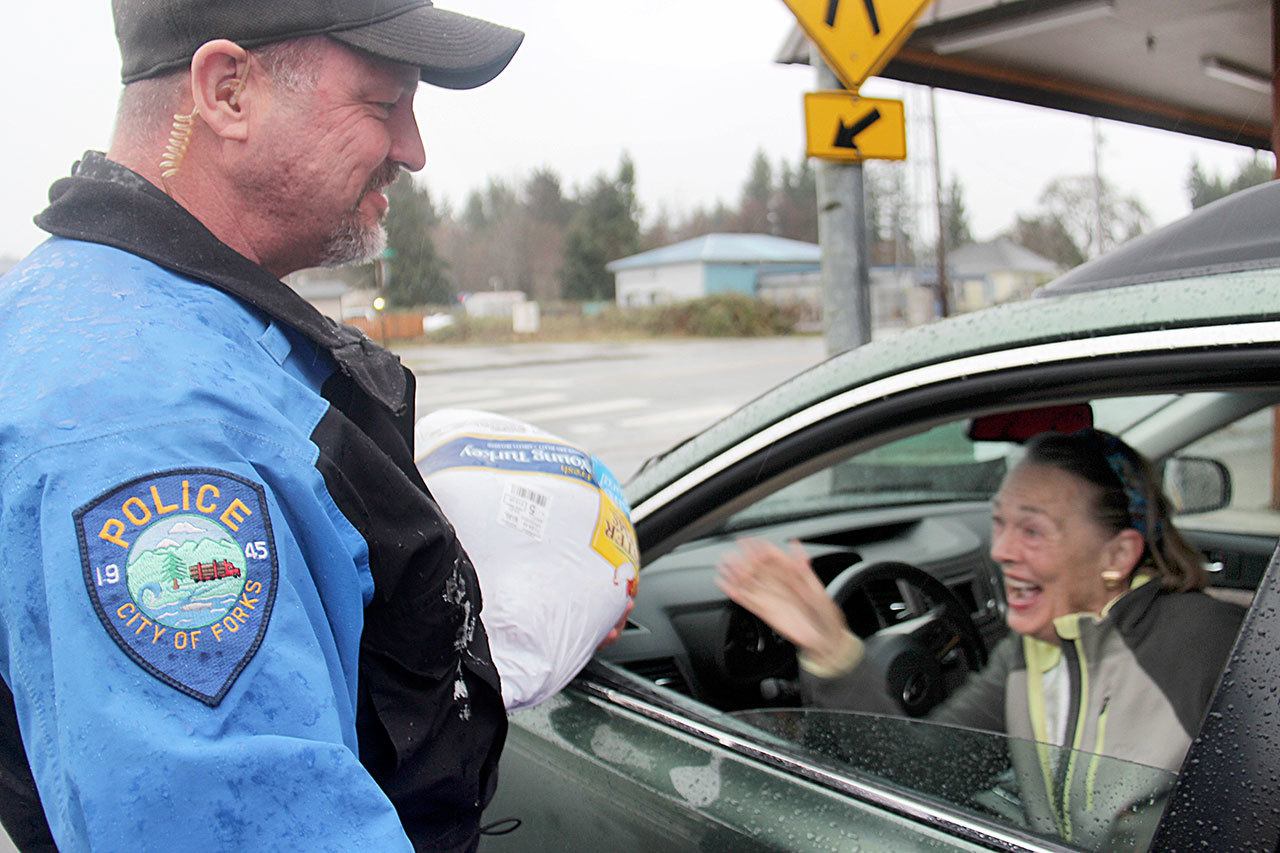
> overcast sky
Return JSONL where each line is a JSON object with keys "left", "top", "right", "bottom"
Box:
{"left": 0, "top": 1, "right": 1268, "bottom": 261}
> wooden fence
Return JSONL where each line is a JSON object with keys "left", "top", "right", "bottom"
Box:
{"left": 346, "top": 312, "right": 425, "bottom": 342}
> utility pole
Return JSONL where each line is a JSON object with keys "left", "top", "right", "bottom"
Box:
{"left": 929, "top": 87, "right": 950, "bottom": 318}
{"left": 813, "top": 45, "right": 872, "bottom": 356}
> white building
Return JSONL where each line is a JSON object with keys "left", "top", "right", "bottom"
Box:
{"left": 948, "top": 239, "right": 1059, "bottom": 313}
{"left": 608, "top": 234, "right": 821, "bottom": 307}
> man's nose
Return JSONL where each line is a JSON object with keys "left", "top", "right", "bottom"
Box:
{"left": 390, "top": 101, "right": 427, "bottom": 172}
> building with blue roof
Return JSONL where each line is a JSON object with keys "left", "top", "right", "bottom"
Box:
{"left": 607, "top": 233, "right": 821, "bottom": 307}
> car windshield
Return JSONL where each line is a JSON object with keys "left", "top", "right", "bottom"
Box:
{"left": 722, "top": 395, "right": 1177, "bottom": 531}
{"left": 732, "top": 709, "right": 1174, "bottom": 851}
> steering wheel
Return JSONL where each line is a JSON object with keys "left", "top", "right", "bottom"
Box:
{"left": 829, "top": 560, "right": 987, "bottom": 717}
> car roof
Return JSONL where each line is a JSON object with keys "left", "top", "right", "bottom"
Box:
{"left": 1038, "top": 180, "right": 1280, "bottom": 296}
{"left": 628, "top": 269, "right": 1280, "bottom": 505}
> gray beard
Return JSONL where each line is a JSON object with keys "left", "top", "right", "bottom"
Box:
{"left": 319, "top": 213, "right": 386, "bottom": 268}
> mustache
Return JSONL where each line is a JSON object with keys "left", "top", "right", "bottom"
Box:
{"left": 364, "top": 162, "right": 403, "bottom": 196}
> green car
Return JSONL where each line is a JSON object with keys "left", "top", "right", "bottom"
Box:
{"left": 476, "top": 182, "right": 1280, "bottom": 852}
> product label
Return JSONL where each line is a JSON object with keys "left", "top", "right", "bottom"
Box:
{"left": 420, "top": 436, "right": 594, "bottom": 486}
{"left": 498, "top": 481, "right": 553, "bottom": 541}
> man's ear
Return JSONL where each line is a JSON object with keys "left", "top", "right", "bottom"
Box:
{"left": 190, "top": 40, "right": 252, "bottom": 142}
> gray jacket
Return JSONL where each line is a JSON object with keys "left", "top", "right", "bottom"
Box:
{"left": 801, "top": 577, "right": 1244, "bottom": 847}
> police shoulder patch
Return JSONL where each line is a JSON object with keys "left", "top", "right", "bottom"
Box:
{"left": 74, "top": 468, "right": 279, "bottom": 706}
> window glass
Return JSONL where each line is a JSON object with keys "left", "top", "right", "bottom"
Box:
{"left": 723, "top": 395, "right": 1180, "bottom": 532}
{"left": 1091, "top": 394, "right": 1177, "bottom": 433}
{"left": 732, "top": 710, "right": 1172, "bottom": 852}
{"left": 724, "top": 420, "right": 1013, "bottom": 531}
{"left": 1175, "top": 407, "right": 1280, "bottom": 536}
{"left": 634, "top": 395, "right": 1264, "bottom": 848}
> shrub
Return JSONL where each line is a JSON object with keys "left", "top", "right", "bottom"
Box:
{"left": 417, "top": 295, "right": 802, "bottom": 343}
{"left": 640, "top": 294, "right": 800, "bottom": 337}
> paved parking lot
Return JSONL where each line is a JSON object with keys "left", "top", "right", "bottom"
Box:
{"left": 407, "top": 337, "right": 828, "bottom": 480}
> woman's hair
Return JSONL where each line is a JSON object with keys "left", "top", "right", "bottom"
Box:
{"left": 1021, "top": 429, "right": 1207, "bottom": 592}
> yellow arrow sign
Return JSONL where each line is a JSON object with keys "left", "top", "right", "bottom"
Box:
{"left": 781, "top": 0, "right": 933, "bottom": 91}
{"left": 805, "top": 93, "right": 906, "bottom": 162}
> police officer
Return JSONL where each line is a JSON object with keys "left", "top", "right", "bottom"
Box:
{"left": 0, "top": 3, "right": 522, "bottom": 850}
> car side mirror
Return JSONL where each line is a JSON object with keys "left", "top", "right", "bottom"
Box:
{"left": 1164, "top": 455, "right": 1232, "bottom": 515}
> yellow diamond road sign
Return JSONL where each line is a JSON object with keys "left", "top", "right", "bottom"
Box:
{"left": 805, "top": 93, "right": 906, "bottom": 162}
{"left": 781, "top": 0, "right": 934, "bottom": 92}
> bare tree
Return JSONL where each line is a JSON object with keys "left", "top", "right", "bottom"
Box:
{"left": 1036, "top": 175, "right": 1150, "bottom": 259}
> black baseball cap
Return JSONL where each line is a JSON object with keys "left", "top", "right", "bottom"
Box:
{"left": 113, "top": 0, "right": 524, "bottom": 89}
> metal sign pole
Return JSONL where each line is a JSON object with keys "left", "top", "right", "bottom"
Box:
{"left": 813, "top": 46, "right": 872, "bottom": 355}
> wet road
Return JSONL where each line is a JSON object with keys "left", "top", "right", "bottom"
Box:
{"left": 408, "top": 337, "right": 828, "bottom": 481}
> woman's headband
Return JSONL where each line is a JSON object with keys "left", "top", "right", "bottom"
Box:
{"left": 1074, "top": 428, "right": 1158, "bottom": 540}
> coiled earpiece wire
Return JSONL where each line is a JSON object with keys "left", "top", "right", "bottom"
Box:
{"left": 159, "top": 63, "right": 249, "bottom": 196}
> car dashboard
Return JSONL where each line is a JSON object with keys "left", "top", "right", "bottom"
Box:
{"left": 602, "top": 502, "right": 1009, "bottom": 711}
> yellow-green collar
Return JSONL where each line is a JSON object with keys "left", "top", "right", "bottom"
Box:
{"left": 1022, "top": 574, "right": 1152, "bottom": 672}
{"left": 1024, "top": 635, "right": 1062, "bottom": 673}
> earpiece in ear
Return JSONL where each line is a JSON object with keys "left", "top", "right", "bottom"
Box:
{"left": 220, "top": 71, "right": 248, "bottom": 109}
{"left": 216, "top": 57, "right": 251, "bottom": 109}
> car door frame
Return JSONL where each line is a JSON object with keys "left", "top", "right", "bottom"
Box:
{"left": 609, "top": 321, "right": 1280, "bottom": 849}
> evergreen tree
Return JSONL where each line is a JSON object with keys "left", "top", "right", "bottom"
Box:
{"left": 161, "top": 551, "right": 185, "bottom": 591}
{"left": 561, "top": 155, "right": 641, "bottom": 301}
{"left": 461, "top": 190, "right": 489, "bottom": 230}
{"left": 384, "top": 175, "right": 452, "bottom": 307}
{"left": 944, "top": 176, "right": 973, "bottom": 249}
{"left": 1007, "top": 213, "right": 1086, "bottom": 269}
{"left": 737, "top": 150, "right": 775, "bottom": 233}
{"left": 525, "top": 168, "right": 573, "bottom": 226}
{"left": 775, "top": 156, "right": 818, "bottom": 243}
{"left": 672, "top": 202, "right": 736, "bottom": 242}
{"left": 1188, "top": 156, "right": 1273, "bottom": 209}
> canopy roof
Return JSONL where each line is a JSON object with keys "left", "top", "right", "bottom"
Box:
{"left": 777, "top": 0, "right": 1272, "bottom": 150}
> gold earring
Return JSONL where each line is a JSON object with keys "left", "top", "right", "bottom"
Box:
{"left": 1101, "top": 570, "right": 1124, "bottom": 590}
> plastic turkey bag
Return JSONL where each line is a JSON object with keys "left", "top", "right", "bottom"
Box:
{"left": 415, "top": 409, "right": 640, "bottom": 711}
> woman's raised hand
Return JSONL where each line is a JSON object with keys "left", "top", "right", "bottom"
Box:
{"left": 716, "top": 539, "right": 854, "bottom": 669}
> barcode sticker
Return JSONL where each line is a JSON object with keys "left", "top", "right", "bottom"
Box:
{"left": 499, "top": 481, "right": 552, "bottom": 540}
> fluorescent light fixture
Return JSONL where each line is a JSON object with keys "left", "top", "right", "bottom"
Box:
{"left": 932, "top": 0, "right": 1115, "bottom": 55}
{"left": 1202, "top": 56, "right": 1272, "bottom": 95}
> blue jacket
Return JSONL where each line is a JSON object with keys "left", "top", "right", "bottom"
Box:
{"left": 0, "top": 153, "right": 506, "bottom": 851}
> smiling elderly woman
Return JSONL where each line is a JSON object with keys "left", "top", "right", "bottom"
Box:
{"left": 717, "top": 428, "right": 1245, "bottom": 777}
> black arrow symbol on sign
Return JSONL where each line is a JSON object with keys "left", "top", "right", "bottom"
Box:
{"left": 834, "top": 108, "right": 882, "bottom": 151}
{"left": 825, "top": 0, "right": 882, "bottom": 35}
{"left": 863, "top": 0, "right": 882, "bottom": 35}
